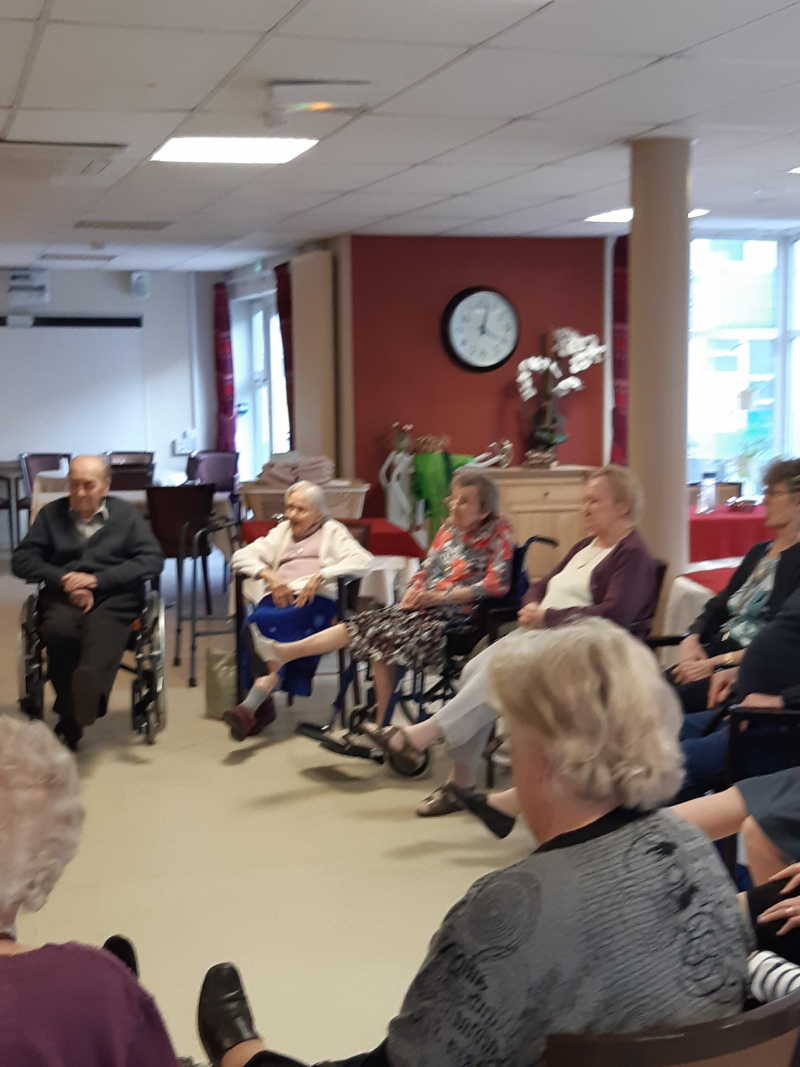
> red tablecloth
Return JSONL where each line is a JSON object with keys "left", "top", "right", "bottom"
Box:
{"left": 689, "top": 505, "right": 769, "bottom": 562}
{"left": 684, "top": 567, "right": 736, "bottom": 595}
{"left": 240, "top": 517, "right": 426, "bottom": 559}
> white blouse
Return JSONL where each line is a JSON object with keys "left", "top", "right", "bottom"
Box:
{"left": 540, "top": 540, "right": 614, "bottom": 611}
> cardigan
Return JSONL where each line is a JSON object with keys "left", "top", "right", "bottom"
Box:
{"left": 231, "top": 518, "right": 373, "bottom": 602}
{"left": 0, "top": 942, "right": 177, "bottom": 1067}
{"left": 12, "top": 496, "right": 164, "bottom": 600}
{"left": 689, "top": 541, "right": 800, "bottom": 645}
{"left": 523, "top": 528, "right": 658, "bottom": 638}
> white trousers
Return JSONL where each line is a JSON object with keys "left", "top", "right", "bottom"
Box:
{"left": 431, "top": 630, "right": 537, "bottom": 785}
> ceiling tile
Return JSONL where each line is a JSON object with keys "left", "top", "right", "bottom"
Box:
{"left": 538, "top": 55, "right": 800, "bottom": 128}
{"left": 686, "top": 7, "right": 800, "bottom": 66}
{"left": 319, "top": 189, "right": 448, "bottom": 215}
{"left": 380, "top": 48, "right": 651, "bottom": 119}
{"left": 431, "top": 117, "right": 639, "bottom": 170}
{"left": 305, "top": 114, "right": 504, "bottom": 165}
{"left": 211, "top": 187, "right": 335, "bottom": 214}
{"left": 0, "top": 22, "right": 36, "bottom": 108}
{"left": 491, "top": 0, "right": 793, "bottom": 57}
{"left": 279, "top": 0, "right": 549, "bottom": 46}
{"left": 475, "top": 158, "right": 626, "bottom": 200}
{"left": 0, "top": 0, "right": 43, "bottom": 17}
{"left": 23, "top": 23, "right": 261, "bottom": 110}
{"left": 695, "top": 83, "right": 800, "bottom": 134}
{"left": 225, "top": 161, "right": 406, "bottom": 194}
{"left": 215, "top": 35, "right": 462, "bottom": 112}
{"left": 364, "top": 163, "right": 532, "bottom": 197}
{"left": 356, "top": 216, "right": 459, "bottom": 235}
{"left": 0, "top": 243, "right": 48, "bottom": 266}
{"left": 52, "top": 0, "right": 297, "bottom": 32}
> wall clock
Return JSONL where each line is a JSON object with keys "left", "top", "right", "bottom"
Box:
{"left": 441, "top": 287, "right": 520, "bottom": 372}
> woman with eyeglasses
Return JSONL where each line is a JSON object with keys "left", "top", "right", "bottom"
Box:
{"left": 671, "top": 458, "right": 800, "bottom": 716}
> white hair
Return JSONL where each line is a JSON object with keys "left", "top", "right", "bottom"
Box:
{"left": 285, "top": 480, "right": 328, "bottom": 516}
{"left": 0, "top": 714, "right": 84, "bottom": 921}
{"left": 490, "top": 618, "right": 684, "bottom": 810}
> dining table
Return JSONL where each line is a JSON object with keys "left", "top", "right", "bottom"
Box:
{"left": 689, "top": 504, "right": 770, "bottom": 563}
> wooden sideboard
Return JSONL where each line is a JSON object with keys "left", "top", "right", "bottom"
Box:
{"left": 486, "top": 466, "right": 593, "bottom": 580}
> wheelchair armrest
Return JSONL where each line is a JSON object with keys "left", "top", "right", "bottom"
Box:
{"left": 336, "top": 574, "right": 362, "bottom": 620}
{"left": 728, "top": 704, "right": 800, "bottom": 723}
{"left": 487, "top": 606, "right": 519, "bottom": 644}
{"left": 645, "top": 633, "right": 689, "bottom": 649}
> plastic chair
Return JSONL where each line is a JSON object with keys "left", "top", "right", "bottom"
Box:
{"left": 145, "top": 485, "right": 216, "bottom": 667}
{"left": 18, "top": 453, "right": 71, "bottom": 536}
{"left": 544, "top": 989, "right": 800, "bottom": 1066}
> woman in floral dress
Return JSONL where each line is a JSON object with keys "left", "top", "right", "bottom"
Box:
{"left": 248, "top": 469, "right": 514, "bottom": 727}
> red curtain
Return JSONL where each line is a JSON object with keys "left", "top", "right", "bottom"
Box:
{"left": 611, "top": 235, "right": 629, "bottom": 465}
{"left": 274, "top": 262, "right": 295, "bottom": 450}
{"left": 214, "top": 282, "right": 236, "bottom": 451}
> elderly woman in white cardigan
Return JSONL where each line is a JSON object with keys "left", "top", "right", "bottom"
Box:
{"left": 225, "top": 480, "right": 373, "bottom": 741}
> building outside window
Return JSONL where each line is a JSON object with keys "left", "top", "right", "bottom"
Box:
{"left": 688, "top": 237, "right": 786, "bottom": 494}
{"left": 230, "top": 286, "right": 290, "bottom": 481}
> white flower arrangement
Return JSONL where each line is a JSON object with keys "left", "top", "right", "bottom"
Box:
{"left": 518, "top": 327, "right": 607, "bottom": 454}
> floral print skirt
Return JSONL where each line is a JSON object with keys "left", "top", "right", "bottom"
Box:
{"left": 345, "top": 605, "right": 456, "bottom": 670}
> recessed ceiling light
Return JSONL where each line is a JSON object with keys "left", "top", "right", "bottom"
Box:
{"left": 584, "top": 207, "right": 710, "bottom": 223}
{"left": 150, "top": 136, "right": 318, "bottom": 165}
{"left": 585, "top": 209, "right": 634, "bottom": 223}
{"left": 789, "top": 168, "right": 800, "bottom": 174}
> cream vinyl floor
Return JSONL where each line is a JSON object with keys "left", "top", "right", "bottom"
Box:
{"left": 0, "top": 552, "right": 526, "bottom": 1064}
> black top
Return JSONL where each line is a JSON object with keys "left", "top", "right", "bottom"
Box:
{"left": 689, "top": 540, "right": 800, "bottom": 644}
{"left": 737, "top": 587, "right": 800, "bottom": 707}
{"left": 536, "top": 807, "right": 649, "bottom": 853}
{"left": 12, "top": 496, "right": 164, "bottom": 600}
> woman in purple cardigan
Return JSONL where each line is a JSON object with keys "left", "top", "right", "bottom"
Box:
{"left": 365, "top": 465, "right": 658, "bottom": 826}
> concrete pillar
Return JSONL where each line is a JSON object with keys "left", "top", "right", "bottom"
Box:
{"left": 290, "top": 249, "right": 337, "bottom": 463}
{"left": 628, "top": 138, "right": 691, "bottom": 589}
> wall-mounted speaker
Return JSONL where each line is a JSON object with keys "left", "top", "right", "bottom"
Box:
{"left": 130, "top": 271, "right": 150, "bottom": 299}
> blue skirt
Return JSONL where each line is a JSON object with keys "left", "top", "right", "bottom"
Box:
{"left": 243, "top": 594, "right": 338, "bottom": 697}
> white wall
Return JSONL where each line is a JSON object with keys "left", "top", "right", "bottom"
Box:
{"left": 0, "top": 269, "right": 220, "bottom": 480}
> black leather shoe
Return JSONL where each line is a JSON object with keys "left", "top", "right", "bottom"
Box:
{"left": 198, "top": 963, "right": 259, "bottom": 1067}
{"left": 103, "top": 935, "right": 139, "bottom": 977}
{"left": 446, "top": 784, "right": 516, "bottom": 839}
{"left": 54, "top": 719, "right": 82, "bottom": 753}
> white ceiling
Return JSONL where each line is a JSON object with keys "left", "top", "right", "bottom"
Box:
{"left": 3, "top": 0, "right": 800, "bottom": 269}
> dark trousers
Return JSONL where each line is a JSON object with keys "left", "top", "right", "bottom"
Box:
{"left": 41, "top": 591, "right": 139, "bottom": 731}
{"left": 245, "top": 1044, "right": 388, "bottom": 1067}
{"left": 673, "top": 711, "right": 797, "bottom": 803}
{"left": 665, "top": 636, "right": 742, "bottom": 715}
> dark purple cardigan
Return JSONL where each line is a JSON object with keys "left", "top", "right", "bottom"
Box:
{"left": 523, "top": 528, "right": 658, "bottom": 638}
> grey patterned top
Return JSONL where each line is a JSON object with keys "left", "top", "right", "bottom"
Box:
{"left": 385, "top": 810, "right": 752, "bottom": 1067}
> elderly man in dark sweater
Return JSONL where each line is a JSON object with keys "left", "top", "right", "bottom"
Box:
{"left": 12, "top": 455, "right": 163, "bottom": 750}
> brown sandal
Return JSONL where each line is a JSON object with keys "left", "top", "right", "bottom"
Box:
{"left": 359, "top": 723, "right": 426, "bottom": 776}
{"left": 416, "top": 785, "right": 469, "bottom": 818}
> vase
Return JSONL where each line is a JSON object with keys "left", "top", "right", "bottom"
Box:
{"left": 523, "top": 448, "right": 557, "bottom": 469}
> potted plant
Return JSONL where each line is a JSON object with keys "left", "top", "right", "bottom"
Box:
{"left": 516, "top": 328, "right": 606, "bottom": 467}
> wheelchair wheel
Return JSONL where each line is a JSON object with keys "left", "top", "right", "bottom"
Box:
{"left": 388, "top": 747, "right": 430, "bottom": 778}
{"left": 18, "top": 596, "right": 44, "bottom": 720}
{"left": 145, "top": 707, "right": 158, "bottom": 745}
{"left": 146, "top": 591, "right": 167, "bottom": 731}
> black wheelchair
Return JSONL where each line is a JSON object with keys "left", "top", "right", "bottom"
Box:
{"left": 308, "top": 535, "right": 555, "bottom": 777}
{"left": 18, "top": 583, "right": 167, "bottom": 745}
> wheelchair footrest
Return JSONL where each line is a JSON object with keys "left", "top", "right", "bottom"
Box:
{"left": 319, "top": 735, "right": 385, "bottom": 763}
{"left": 295, "top": 721, "right": 331, "bottom": 742}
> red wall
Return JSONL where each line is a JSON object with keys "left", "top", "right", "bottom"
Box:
{"left": 351, "top": 235, "right": 606, "bottom": 514}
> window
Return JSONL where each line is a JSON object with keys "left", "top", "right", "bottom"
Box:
{"left": 231, "top": 290, "right": 291, "bottom": 480}
{"left": 687, "top": 237, "right": 795, "bottom": 494}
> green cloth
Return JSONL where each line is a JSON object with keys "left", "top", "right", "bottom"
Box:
{"left": 413, "top": 452, "right": 473, "bottom": 537}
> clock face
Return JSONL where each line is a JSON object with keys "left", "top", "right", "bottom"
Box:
{"left": 441, "top": 287, "right": 519, "bottom": 372}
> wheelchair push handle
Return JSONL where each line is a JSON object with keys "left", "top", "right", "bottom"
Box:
{"left": 524, "top": 535, "right": 558, "bottom": 548}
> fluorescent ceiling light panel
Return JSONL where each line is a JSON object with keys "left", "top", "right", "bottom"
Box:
{"left": 585, "top": 207, "right": 710, "bottom": 222}
{"left": 151, "top": 137, "right": 318, "bottom": 165}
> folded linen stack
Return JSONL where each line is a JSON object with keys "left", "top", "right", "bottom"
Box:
{"left": 257, "top": 454, "right": 335, "bottom": 489}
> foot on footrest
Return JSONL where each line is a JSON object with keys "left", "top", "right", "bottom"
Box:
{"left": 319, "top": 735, "right": 384, "bottom": 762}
